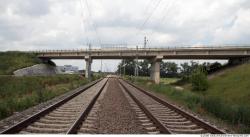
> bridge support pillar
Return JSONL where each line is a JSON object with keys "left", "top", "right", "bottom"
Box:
{"left": 150, "top": 56, "right": 163, "bottom": 84}
{"left": 85, "top": 56, "right": 92, "bottom": 80}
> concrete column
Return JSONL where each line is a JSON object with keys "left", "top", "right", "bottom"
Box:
{"left": 85, "top": 56, "right": 92, "bottom": 80}
{"left": 150, "top": 56, "right": 163, "bottom": 84}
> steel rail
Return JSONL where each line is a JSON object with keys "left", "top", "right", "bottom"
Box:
{"left": 118, "top": 79, "right": 171, "bottom": 134}
{"left": 67, "top": 78, "right": 109, "bottom": 134}
{"left": 0, "top": 78, "right": 103, "bottom": 134}
{"left": 122, "top": 79, "right": 226, "bottom": 134}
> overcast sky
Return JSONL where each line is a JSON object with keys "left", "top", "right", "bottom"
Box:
{"left": 0, "top": 0, "right": 249, "bottom": 71}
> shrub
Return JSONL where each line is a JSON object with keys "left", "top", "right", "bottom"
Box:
{"left": 190, "top": 67, "right": 208, "bottom": 91}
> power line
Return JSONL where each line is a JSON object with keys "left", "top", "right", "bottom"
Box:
{"left": 135, "top": 0, "right": 163, "bottom": 37}
{"left": 143, "top": 0, "right": 154, "bottom": 15}
{"left": 160, "top": 0, "right": 176, "bottom": 24}
{"left": 80, "top": 0, "right": 103, "bottom": 72}
{"left": 84, "top": 0, "right": 102, "bottom": 46}
{"left": 147, "top": 0, "right": 176, "bottom": 37}
{"left": 79, "top": 0, "right": 89, "bottom": 46}
{"left": 141, "top": 0, "right": 176, "bottom": 48}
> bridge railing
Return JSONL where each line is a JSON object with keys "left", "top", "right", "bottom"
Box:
{"left": 28, "top": 45, "right": 250, "bottom": 53}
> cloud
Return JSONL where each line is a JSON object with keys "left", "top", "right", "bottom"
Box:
{"left": 0, "top": 0, "right": 50, "bottom": 17}
{"left": 213, "top": 8, "right": 250, "bottom": 44}
{"left": 14, "top": 0, "right": 50, "bottom": 17}
{"left": 0, "top": 0, "right": 250, "bottom": 71}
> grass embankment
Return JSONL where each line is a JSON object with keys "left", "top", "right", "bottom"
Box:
{"left": 126, "top": 76, "right": 180, "bottom": 85}
{"left": 0, "top": 75, "right": 89, "bottom": 120}
{"left": 0, "top": 52, "right": 41, "bottom": 75}
{"left": 127, "top": 64, "right": 250, "bottom": 133}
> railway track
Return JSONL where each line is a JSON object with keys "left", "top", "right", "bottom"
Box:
{"left": 118, "top": 78, "right": 226, "bottom": 134}
{"left": 0, "top": 78, "right": 109, "bottom": 134}
{"left": 0, "top": 75, "right": 226, "bottom": 134}
{"left": 77, "top": 78, "right": 109, "bottom": 134}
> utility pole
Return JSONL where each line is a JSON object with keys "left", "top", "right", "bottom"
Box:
{"left": 144, "top": 36, "right": 148, "bottom": 48}
{"left": 119, "top": 64, "right": 121, "bottom": 76}
{"left": 88, "top": 43, "right": 92, "bottom": 51}
{"left": 100, "top": 59, "right": 103, "bottom": 73}
{"left": 135, "top": 46, "right": 139, "bottom": 77}
{"left": 100, "top": 45, "right": 103, "bottom": 74}
{"left": 123, "top": 60, "right": 126, "bottom": 76}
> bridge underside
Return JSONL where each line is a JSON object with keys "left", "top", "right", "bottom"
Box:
{"left": 39, "top": 56, "right": 249, "bottom": 84}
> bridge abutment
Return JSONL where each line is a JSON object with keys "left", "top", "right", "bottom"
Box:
{"left": 229, "top": 57, "right": 250, "bottom": 65}
{"left": 85, "top": 56, "right": 92, "bottom": 80}
{"left": 150, "top": 56, "right": 163, "bottom": 84}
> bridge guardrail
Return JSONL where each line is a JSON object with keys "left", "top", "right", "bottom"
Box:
{"left": 25, "top": 45, "right": 250, "bottom": 53}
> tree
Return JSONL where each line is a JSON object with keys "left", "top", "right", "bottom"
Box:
{"left": 208, "top": 62, "right": 222, "bottom": 73}
{"left": 190, "top": 61, "right": 199, "bottom": 71}
{"left": 201, "top": 62, "right": 210, "bottom": 72}
{"left": 161, "top": 62, "right": 179, "bottom": 77}
{"left": 117, "top": 59, "right": 152, "bottom": 76}
{"left": 180, "top": 61, "right": 201, "bottom": 80}
{"left": 117, "top": 59, "right": 136, "bottom": 76}
{"left": 190, "top": 67, "right": 208, "bottom": 91}
{"left": 180, "top": 62, "right": 192, "bottom": 79}
{"left": 138, "top": 60, "right": 150, "bottom": 76}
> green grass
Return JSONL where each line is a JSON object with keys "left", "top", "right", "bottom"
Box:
{"left": 125, "top": 76, "right": 179, "bottom": 85}
{"left": 205, "top": 64, "right": 250, "bottom": 106}
{"left": 93, "top": 72, "right": 106, "bottom": 80}
{"left": 131, "top": 77, "right": 202, "bottom": 110}
{"left": 0, "top": 51, "right": 104, "bottom": 120}
{"left": 0, "top": 75, "right": 89, "bottom": 120}
{"left": 201, "top": 64, "right": 250, "bottom": 131}
{"left": 127, "top": 64, "right": 250, "bottom": 133}
{"left": 0, "top": 51, "right": 41, "bottom": 75}
{"left": 183, "top": 64, "right": 250, "bottom": 128}
{"left": 161, "top": 77, "right": 180, "bottom": 84}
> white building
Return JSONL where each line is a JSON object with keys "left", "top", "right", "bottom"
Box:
{"left": 57, "top": 65, "right": 79, "bottom": 74}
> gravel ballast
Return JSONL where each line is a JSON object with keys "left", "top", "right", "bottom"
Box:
{"left": 97, "top": 78, "right": 146, "bottom": 134}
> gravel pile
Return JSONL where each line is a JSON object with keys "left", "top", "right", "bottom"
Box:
{"left": 97, "top": 78, "right": 146, "bottom": 134}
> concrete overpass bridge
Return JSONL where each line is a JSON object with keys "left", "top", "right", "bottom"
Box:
{"left": 33, "top": 46, "right": 250, "bottom": 83}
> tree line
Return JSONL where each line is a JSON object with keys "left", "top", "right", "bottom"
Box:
{"left": 117, "top": 59, "right": 226, "bottom": 91}
{"left": 117, "top": 59, "right": 224, "bottom": 78}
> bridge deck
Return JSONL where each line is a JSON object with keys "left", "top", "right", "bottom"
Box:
{"left": 34, "top": 47, "right": 250, "bottom": 60}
